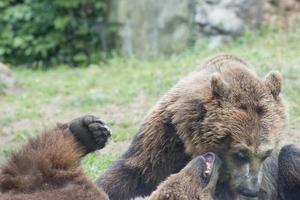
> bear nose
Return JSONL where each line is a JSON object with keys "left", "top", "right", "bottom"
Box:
{"left": 238, "top": 187, "right": 259, "bottom": 197}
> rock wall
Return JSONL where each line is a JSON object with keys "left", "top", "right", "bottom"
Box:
{"left": 109, "top": 0, "right": 197, "bottom": 56}
{"left": 195, "top": 0, "right": 263, "bottom": 48}
{"left": 108, "top": 0, "right": 298, "bottom": 55}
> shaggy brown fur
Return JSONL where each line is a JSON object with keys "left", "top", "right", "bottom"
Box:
{"left": 72, "top": 54, "right": 287, "bottom": 199}
{"left": 148, "top": 153, "right": 221, "bottom": 200}
{"left": 0, "top": 115, "right": 110, "bottom": 200}
{"left": 278, "top": 144, "right": 300, "bottom": 200}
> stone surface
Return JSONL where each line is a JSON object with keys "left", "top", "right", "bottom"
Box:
{"left": 0, "top": 63, "right": 15, "bottom": 94}
{"left": 195, "top": 0, "right": 263, "bottom": 47}
{"left": 109, "top": 0, "right": 197, "bottom": 56}
{"left": 108, "top": 0, "right": 286, "bottom": 53}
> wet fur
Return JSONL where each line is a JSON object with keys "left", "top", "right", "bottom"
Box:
{"left": 0, "top": 126, "right": 108, "bottom": 200}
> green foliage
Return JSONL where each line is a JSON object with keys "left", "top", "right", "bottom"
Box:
{"left": 0, "top": 0, "right": 117, "bottom": 67}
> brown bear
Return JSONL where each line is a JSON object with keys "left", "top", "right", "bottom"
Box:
{"left": 0, "top": 115, "right": 111, "bottom": 200}
{"left": 0, "top": 115, "right": 223, "bottom": 200}
{"left": 148, "top": 152, "right": 221, "bottom": 200}
{"left": 84, "top": 55, "right": 286, "bottom": 200}
{"left": 72, "top": 54, "right": 287, "bottom": 199}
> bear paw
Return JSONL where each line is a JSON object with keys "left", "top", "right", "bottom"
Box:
{"left": 68, "top": 115, "right": 112, "bottom": 153}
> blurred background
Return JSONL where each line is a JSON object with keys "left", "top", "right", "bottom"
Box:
{"left": 0, "top": 0, "right": 299, "bottom": 178}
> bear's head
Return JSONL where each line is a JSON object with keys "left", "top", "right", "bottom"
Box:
{"left": 188, "top": 152, "right": 221, "bottom": 192}
{"left": 204, "top": 68, "right": 287, "bottom": 197}
{"left": 167, "top": 61, "right": 287, "bottom": 197}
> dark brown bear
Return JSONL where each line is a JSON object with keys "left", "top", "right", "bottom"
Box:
{"left": 148, "top": 152, "right": 220, "bottom": 200}
{"left": 0, "top": 115, "right": 111, "bottom": 200}
{"left": 277, "top": 144, "right": 300, "bottom": 200}
{"left": 73, "top": 54, "right": 287, "bottom": 199}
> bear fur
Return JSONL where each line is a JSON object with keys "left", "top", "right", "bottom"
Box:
{"left": 257, "top": 150, "right": 279, "bottom": 200}
{"left": 91, "top": 54, "right": 287, "bottom": 199}
{"left": 148, "top": 153, "right": 221, "bottom": 200}
{"left": 277, "top": 144, "right": 300, "bottom": 200}
{"left": 0, "top": 115, "right": 111, "bottom": 200}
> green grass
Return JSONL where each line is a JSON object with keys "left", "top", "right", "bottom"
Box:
{"left": 0, "top": 27, "right": 300, "bottom": 179}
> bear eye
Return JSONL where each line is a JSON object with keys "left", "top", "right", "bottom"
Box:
{"left": 256, "top": 106, "right": 264, "bottom": 115}
{"left": 239, "top": 105, "right": 247, "bottom": 111}
{"left": 233, "top": 152, "right": 249, "bottom": 163}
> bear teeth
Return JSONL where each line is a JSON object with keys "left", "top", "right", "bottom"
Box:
{"left": 205, "top": 162, "right": 212, "bottom": 175}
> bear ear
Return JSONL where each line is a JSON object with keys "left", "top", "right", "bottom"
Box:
{"left": 211, "top": 73, "right": 229, "bottom": 100}
{"left": 264, "top": 71, "right": 282, "bottom": 99}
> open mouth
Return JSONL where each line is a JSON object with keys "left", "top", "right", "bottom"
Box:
{"left": 202, "top": 152, "right": 216, "bottom": 185}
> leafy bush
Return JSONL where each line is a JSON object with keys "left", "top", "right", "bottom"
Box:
{"left": 0, "top": 0, "right": 118, "bottom": 67}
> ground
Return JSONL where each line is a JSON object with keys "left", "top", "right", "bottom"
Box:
{"left": 0, "top": 27, "right": 300, "bottom": 180}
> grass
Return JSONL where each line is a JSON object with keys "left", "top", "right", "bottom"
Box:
{"left": 0, "top": 27, "right": 300, "bottom": 179}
